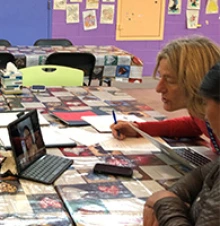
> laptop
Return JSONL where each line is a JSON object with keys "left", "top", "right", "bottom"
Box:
{"left": 7, "top": 109, "right": 73, "bottom": 184}
{"left": 129, "top": 123, "right": 213, "bottom": 169}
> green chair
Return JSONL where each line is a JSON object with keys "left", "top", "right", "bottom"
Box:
{"left": 20, "top": 65, "right": 84, "bottom": 87}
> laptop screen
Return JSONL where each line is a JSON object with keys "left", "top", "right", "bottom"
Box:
{"left": 7, "top": 110, "right": 46, "bottom": 173}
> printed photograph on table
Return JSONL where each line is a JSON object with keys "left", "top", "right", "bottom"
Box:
{"left": 89, "top": 145, "right": 110, "bottom": 156}
{"left": 92, "top": 66, "right": 104, "bottom": 80}
{"left": 58, "top": 181, "right": 134, "bottom": 200}
{"left": 105, "top": 55, "right": 118, "bottom": 65}
{"left": 28, "top": 193, "right": 63, "bottom": 213}
{"left": 102, "top": 155, "right": 134, "bottom": 167}
{"left": 78, "top": 167, "right": 117, "bottom": 184}
{"left": 0, "top": 178, "right": 19, "bottom": 195}
{"left": 44, "top": 102, "right": 71, "bottom": 112}
{"left": 116, "top": 66, "right": 130, "bottom": 78}
{"left": 63, "top": 198, "right": 109, "bottom": 218}
{"left": 60, "top": 146, "right": 94, "bottom": 157}
{"left": 122, "top": 111, "right": 150, "bottom": 119}
{"left": 128, "top": 155, "right": 167, "bottom": 166}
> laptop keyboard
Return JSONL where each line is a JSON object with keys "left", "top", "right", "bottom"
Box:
{"left": 175, "top": 148, "right": 211, "bottom": 167}
{"left": 21, "top": 155, "right": 72, "bottom": 184}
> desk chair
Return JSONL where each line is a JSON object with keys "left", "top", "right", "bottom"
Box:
{"left": 34, "top": 38, "right": 73, "bottom": 46}
{"left": 0, "top": 53, "right": 15, "bottom": 69}
{"left": 0, "top": 39, "right": 11, "bottom": 47}
{"left": 20, "top": 65, "right": 84, "bottom": 86}
{"left": 45, "top": 52, "right": 96, "bottom": 86}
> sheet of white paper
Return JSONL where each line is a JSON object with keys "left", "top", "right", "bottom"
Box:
{"left": 57, "top": 127, "right": 113, "bottom": 146}
{"left": 0, "top": 127, "right": 76, "bottom": 148}
{"left": 99, "top": 137, "right": 161, "bottom": 153}
{"left": 81, "top": 114, "right": 146, "bottom": 132}
{"left": 0, "top": 111, "right": 50, "bottom": 127}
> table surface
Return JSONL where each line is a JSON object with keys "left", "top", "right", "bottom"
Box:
{"left": 1, "top": 45, "right": 143, "bottom": 84}
{"left": 0, "top": 86, "right": 204, "bottom": 226}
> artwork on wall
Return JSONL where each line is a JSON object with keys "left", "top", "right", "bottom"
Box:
{"left": 186, "top": 9, "right": 199, "bottom": 29}
{"left": 66, "top": 4, "right": 80, "bottom": 23}
{"left": 102, "top": 0, "right": 115, "bottom": 2}
{"left": 53, "top": 0, "right": 66, "bottom": 10}
{"left": 168, "top": 0, "right": 182, "bottom": 15}
{"left": 86, "top": 0, "right": 99, "bottom": 9}
{"left": 83, "top": 10, "right": 97, "bottom": 30}
{"left": 205, "top": 0, "right": 219, "bottom": 14}
{"left": 187, "top": 0, "right": 201, "bottom": 10}
{"left": 100, "top": 4, "right": 115, "bottom": 24}
{"left": 70, "top": 0, "right": 82, "bottom": 2}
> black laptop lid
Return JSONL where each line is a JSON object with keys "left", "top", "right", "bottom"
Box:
{"left": 7, "top": 109, "right": 46, "bottom": 173}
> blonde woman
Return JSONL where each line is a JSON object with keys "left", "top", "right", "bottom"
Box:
{"left": 143, "top": 62, "right": 220, "bottom": 226}
{"left": 111, "top": 35, "right": 220, "bottom": 154}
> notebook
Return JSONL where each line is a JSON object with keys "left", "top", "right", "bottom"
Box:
{"left": 129, "top": 123, "right": 213, "bottom": 169}
{"left": 51, "top": 109, "right": 108, "bottom": 126}
{"left": 7, "top": 109, "right": 73, "bottom": 184}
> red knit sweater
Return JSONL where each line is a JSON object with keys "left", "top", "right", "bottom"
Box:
{"left": 136, "top": 116, "right": 220, "bottom": 154}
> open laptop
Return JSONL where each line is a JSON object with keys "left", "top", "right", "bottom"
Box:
{"left": 7, "top": 109, "right": 73, "bottom": 184}
{"left": 129, "top": 123, "right": 213, "bottom": 169}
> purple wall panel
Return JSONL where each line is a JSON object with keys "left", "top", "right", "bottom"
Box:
{"left": 52, "top": 0, "right": 220, "bottom": 77}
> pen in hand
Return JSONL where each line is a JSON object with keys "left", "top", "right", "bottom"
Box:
{"left": 112, "top": 110, "right": 120, "bottom": 137}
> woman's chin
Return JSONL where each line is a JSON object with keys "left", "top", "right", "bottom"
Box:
{"left": 163, "top": 104, "right": 173, "bottom": 112}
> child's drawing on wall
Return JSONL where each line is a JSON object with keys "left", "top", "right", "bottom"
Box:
{"left": 206, "top": 0, "right": 219, "bottom": 14}
{"left": 168, "top": 0, "right": 182, "bottom": 14}
{"left": 100, "top": 4, "right": 115, "bottom": 24}
{"left": 186, "top": 10, "right": 199, "bottom": 29}
{"left": 86, "top": 0, "right": 99, "bottom": 9}
{"left": 187, "top": 0, "right": 201, "bottom": 10}
{"left": 53, "top": 0, "right": 66, "bottom": 10}
{"left": 66, "top": 4, "right": 79, "bottom": 23}
{"left": 83, "top": 10, "right": 97, "bottom": 30}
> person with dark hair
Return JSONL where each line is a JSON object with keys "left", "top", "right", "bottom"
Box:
{"left": 143, "top": 62, "right": 220, "bottom": 226}
{"left": 22, "top": 125, "right": 38, "bottom": 162}
{"left": 110, "top": 35, "right": 220, "bottom": 154}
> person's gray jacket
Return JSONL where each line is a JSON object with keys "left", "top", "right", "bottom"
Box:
{"left": 153, "top": 157, "right": 220, "bottom": 226}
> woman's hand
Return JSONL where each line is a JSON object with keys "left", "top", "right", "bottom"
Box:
{"left": 110, "top": 120, "right": 139, "bottom": 140}
{"left": 143, "top": 205, "right": 159, "bottom": 226}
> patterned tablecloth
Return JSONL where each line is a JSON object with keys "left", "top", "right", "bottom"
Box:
{"left": 0, "top": 45, "right": 143, "bottom": 83}
{"left": 0, "top": 86, "right": 205, "bottom": 226}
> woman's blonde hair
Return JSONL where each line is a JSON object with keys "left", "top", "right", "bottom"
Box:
{"left": 153, "top": 35, "right": 220, "bottom": 118}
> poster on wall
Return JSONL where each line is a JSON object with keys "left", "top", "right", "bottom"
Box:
{"left": 187, "top": 0, "right": 201, "bottom": 10}
{"left": 86, "top": 0, "right": 99, "bottom": 9}
{"left": 102, "top": 0, "right": 115, "bottom": 2}
{"left": 83, "top": 10, "right": 97, "bottom": 30}
{"left": 70, "top": 0, "right": 82, "bottom": 2}
{"left": 168, "top": 0, "right": 182, "bottom": 15}
{"left": 206, "top": 0, "right": 219, "bottom": 14}
{"left": 186, "top": 10, "right": 199, "bottom": 29}
{"left": 66, "top": 4, "right": 80, "bottom": 23}
{"left": 54, "top": 0, "right": 66, "bottom": 10}
{"left": 100, "top": 4, "right": 115, "bottom": 24}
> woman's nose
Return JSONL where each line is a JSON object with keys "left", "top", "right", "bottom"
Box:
{"left": 156, "top": 78, "right": 166, "bottom": 93}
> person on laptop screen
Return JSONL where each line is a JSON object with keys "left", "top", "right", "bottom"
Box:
{"left": 110, "top": 35, "right": 220, "bottom": 154}
{"left": 21, "top": 125, "right": 38, "bottom": 164}
{"left": 143, "top": 62, "right": 220, "bottom": 226}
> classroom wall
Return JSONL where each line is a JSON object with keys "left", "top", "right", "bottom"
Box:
{"left": 52, "top": 0, "right": 220, "bottom": 76}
